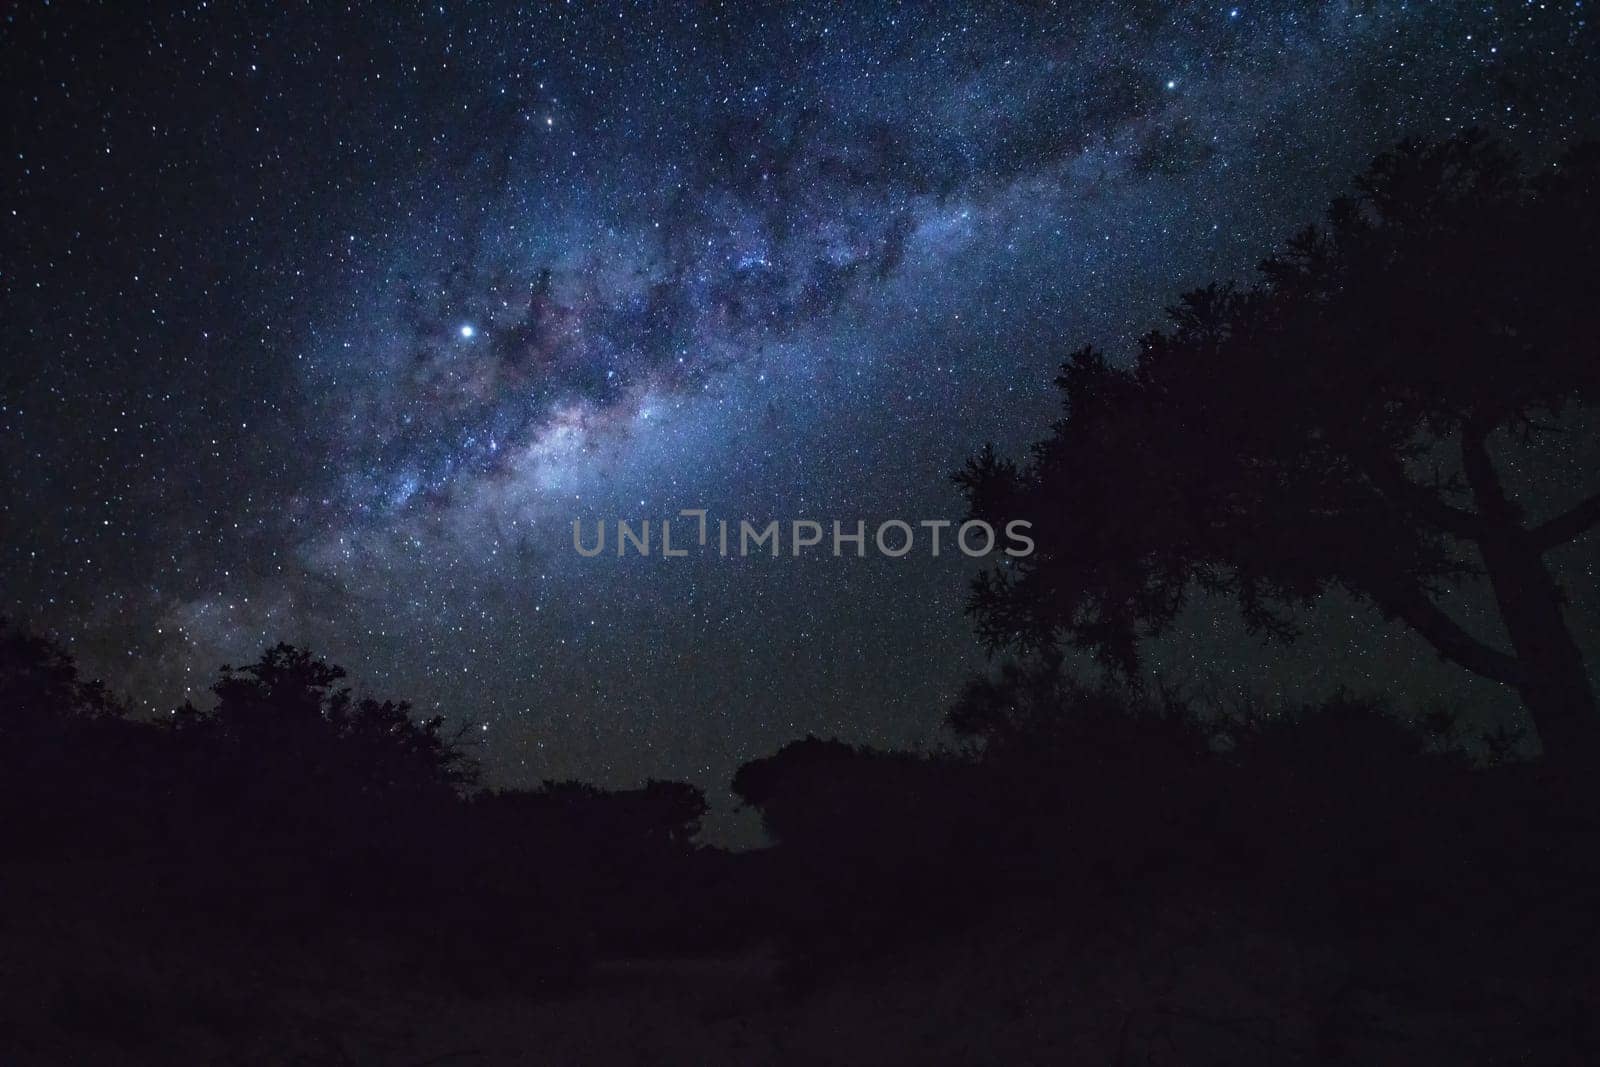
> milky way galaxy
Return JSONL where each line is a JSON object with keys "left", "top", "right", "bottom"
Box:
{"left": 5, "top": 1, "right": 1596, "bottom": 835}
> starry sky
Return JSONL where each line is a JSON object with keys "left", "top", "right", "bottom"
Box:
{"left": 4, "top": 1, "right": 1597, "bottom": 836}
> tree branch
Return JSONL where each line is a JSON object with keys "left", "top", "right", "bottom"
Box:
{"left": 1375, "top": 584, "right": 1525, "bottom": 687}
{"left": 1356, "top": 453, "right": 1489, "bottom": 540}
{"left": 1531, "top": 491, "right": 1600, "bottom": 551}
{"left": 1459, "top": 418, "right": 1521, "bottom": 525}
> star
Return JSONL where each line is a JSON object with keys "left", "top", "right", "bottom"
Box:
{"left": 459, "top": 324, "right": 475, "bottom": 339}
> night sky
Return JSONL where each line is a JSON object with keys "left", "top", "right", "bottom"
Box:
{"left": 4, "top": 2, "right": 1596, "bottom": 835}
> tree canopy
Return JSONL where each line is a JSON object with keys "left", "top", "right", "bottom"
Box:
{"left": 959, "top": 132, "right": 1600, "bottom": 763}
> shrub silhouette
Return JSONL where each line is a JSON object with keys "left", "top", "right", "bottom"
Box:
{"left": 174, "top": 642, "right": 478, "bottom": 818}
{"left": 0, "top": 617, "right": 125, "bottom": 741}
{"left": 0, "top": 619, "right": 145, "bottom": 854}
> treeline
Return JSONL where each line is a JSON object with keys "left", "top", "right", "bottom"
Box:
{"left": 737, "top": 674, "right": 1599, "bottom": 985}
{"left": 0, "top": 624, "right": 749, "bottom": 989}
{"left": 6, "top": 618, "right": 1596, "bottom": 983}
{"left": 5, "top": 622, "right": 1600, "bottom": 1064}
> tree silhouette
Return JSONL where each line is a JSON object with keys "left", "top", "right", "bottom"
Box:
{"left": 0, "top": 617, "right": 124, "bottom": 731}
{"left": 0, "top": 619, "right": 135, "bottom": 852}
{"left": 175, "top": 643, "right": 479, "bottom": 822}
{"left": 958, "top": 132, "right": 1600, "bottom": 764}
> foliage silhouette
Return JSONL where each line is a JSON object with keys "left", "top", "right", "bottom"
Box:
{"left": 0, "top": 628, "right": 718, "bottom": 974}
{"left": 957, "top": 132, "right": 1600, "bottom": 763}
{"left": 2, "top": 610, "right": 1598, "bottom": 1060}
{"left": 175, "top": 642, "right": 479, "bottom": 814}
{"left": 0, "top": 619, "right": 142, "bottom": 854}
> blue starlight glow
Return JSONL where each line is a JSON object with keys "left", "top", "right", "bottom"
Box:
{"left": 4, "top": 0, "right": 1595, "bottom": 817}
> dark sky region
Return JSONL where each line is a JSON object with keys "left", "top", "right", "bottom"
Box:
{"left": 3, "top": 1, "right": 1597, "bottom": 837}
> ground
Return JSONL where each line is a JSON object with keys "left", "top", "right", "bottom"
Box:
{"left": 4, "top": 862, "right": 1592, "bottom": 1065}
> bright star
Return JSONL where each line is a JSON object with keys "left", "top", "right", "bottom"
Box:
{"left": 459, "top": 324, "right": 475, "bottom": 338}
